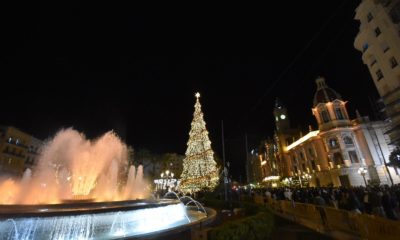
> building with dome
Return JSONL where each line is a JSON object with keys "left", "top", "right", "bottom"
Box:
{"left": 267, "top": 77, "right": 400, "bottom": 187}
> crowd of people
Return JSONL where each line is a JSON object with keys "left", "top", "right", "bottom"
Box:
{"left": 249, "top": 184, "right": 400, "bottom": 221}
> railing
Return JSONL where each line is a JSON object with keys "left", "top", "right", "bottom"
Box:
{"left": 249, "top": 195, "right": 400, "bottom": 240}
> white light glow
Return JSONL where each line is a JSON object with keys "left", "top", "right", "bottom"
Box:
{"left": 263, "top": 176, "right": 280, "bottom": 182}
{"left": 0, "top": 203, "right": 196, "bottom": 239}
{"left": 285, "top": 130, "right": 320, "bottom": 151}
{"left": 113, "top": 228, "right": 126, "bottom": 237}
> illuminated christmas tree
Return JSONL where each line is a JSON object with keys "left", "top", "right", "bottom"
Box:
{"left": 179, "top": 92, "right": 219, "bottom": 193}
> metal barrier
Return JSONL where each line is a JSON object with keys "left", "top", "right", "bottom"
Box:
{"left": 358, "top": 214, "right": 400, "bottom": 240}
{"left": 292, "top": 202, "right": 323, "bottom": 225}
{"left": 248, "top": 195, "right": 400, "bottom": 240}
{"left": 323, "top": 207, "right": 360, "bottom": 234}
{"left": 254, "top": 195, "right": 265, "bottom": 205}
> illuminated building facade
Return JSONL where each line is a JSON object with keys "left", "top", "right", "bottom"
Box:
{"left": 272, "top": 98, "right": 300, "bottom": 179}
{"left": 260, "top": 139, "right": 279, "bottom": 178}
{"left": 354, "top": 0, "right": 400, "bottom": 147}
{"left": 0, "top": 126, "right": 43, "bottom": 176}
{"left": 282, "top": 77, "right": 400, "bottom": 187}
{"left": 247, "top": 148, "right": 263, "bottom": 184}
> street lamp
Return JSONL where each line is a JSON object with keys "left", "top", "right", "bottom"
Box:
{"left": 358, "top": 167, "right": 368, "bottom": 186}
{"left": 160, "top": 170, "right": 175, "bottom": 193}
{"left": 302, "top": 173, "right": 312, "bottom": 187}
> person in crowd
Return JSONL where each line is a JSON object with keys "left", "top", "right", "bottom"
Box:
{"left": 365, "top": 187, "right": 386, "bottom": 218}
{"left": 363, "top": 188, "right": 372, "bottom": 214}
{"left": 382, "top": 187, "right": 398, "bottom": 220}
{"left": 348, "top": 190, "right": 362, "bottom": 214}
{"left": 250, "top": 184, "right": 400, "bottom": 221}
{"left": 284, "top": 188, "right": 292, "bottom": 201}
{"left": 313, "top": 190, "right": 326, "bottom": 206}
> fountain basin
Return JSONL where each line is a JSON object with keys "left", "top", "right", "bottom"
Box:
{"left": 0, "top": 199, "right": 215, "bottom": 239}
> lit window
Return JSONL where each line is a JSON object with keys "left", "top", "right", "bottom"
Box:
{"left": 390, "top": 57, "right": 398, "bottom": 68}
{"left": 329, "top": 138, "right": 339, "bottom": 149}
{"left": 375, "top": 27, "right": 381, "bottom": 37}
{"left": 376, "top": 69, "right": 384, "bottom": 81}
{"left": 367, "top": 13, "right": 373, "bottom": 22}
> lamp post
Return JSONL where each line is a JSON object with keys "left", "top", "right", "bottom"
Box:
{"left": 303, "top": 173, "right": 312, "bottom": 187}
{"left": 358, "top": 167, "right": 368, "bottom": 186}
{"left": 160, "top": 170, "right": 175, "bottom": 194}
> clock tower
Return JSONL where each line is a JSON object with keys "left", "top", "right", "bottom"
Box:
{"left": 273, "top": 98, "right": 290, "bottom": 132}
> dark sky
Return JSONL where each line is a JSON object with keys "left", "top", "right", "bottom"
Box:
{"left": 2, "top": 1, "right": 379, "bottom": 181}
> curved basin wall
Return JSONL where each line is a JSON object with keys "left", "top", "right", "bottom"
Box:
{"left": 0, "top": 203, "right": 189, "bottom": 240}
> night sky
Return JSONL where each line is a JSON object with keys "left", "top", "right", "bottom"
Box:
{"left": 2, "top": 1, "right": 379, "bottom": 181}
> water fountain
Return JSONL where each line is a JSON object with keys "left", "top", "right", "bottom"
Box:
{"left": 0, "top": 129, "right": 215, "bottom": 239}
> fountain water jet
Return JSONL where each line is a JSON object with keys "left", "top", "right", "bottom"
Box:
{"left": 0, "top": 129, "right": 215, "bottom": 239}
{"left": 0, "top": 128, "right": 148, "bottom": 204}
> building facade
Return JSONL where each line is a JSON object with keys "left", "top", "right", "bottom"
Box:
{"left": 247, "top": 148, "right": 263, "bottom": 184}
{"left": 272, "top": 98, "right": 300, "bottom": 178}
{"left": 281, "top": 77, "right": 400, "bottom": 187}
{"left": 354, "top": 0, "right": 400, "bottom": 146}
{"left": 0, "top": 126, "right": 43, "bottom": 176}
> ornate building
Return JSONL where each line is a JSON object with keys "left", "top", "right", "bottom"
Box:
{"left": 354, "top": 0, "right": 400, "bottom": 147}
{"left": 280, "top": 77, "right": 400, "bottom": 187}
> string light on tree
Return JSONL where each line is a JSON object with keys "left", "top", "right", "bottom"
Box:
{"left": 179, "top": 92, "right": 219, "bottom": 193}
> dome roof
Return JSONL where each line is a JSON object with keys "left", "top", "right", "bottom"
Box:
{"left": 313, "top": 77, "right": 342, "bottom": 107}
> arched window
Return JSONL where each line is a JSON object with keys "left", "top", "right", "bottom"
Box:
{"left": 335, "top": 108, "right": 344, "bottom": 120}
{"left": 343, "top": 136, "right": 354, "bottom": 146}
{"left": 321, "top": 110, "right": 330, "bottom": 123}
{"left": 328, "top": 138, "right": 339, "bottom": 149}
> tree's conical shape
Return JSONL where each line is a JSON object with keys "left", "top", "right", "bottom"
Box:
{"left": 179, "top": 92, "right": 219, "bottom": 193}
